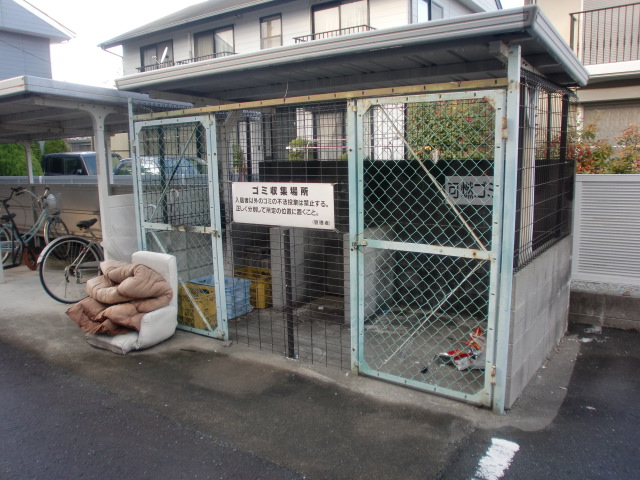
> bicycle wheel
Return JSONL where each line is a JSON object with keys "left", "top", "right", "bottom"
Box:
{"left": 44, "top": 217, "right": 69, "bottom": 244}
{"left": 22, "top": 247, "right": 37, "bottom": 270}
{"left": 39, "top": 237, "right": 101, "bottom": 304}
{"left": 0, "top": 224, "right": 22, "bottom": 265}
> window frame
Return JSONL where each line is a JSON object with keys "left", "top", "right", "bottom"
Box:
{"left": 260, "top": 14, "right": 282, "bottom": 49}
{"left": 139, "top": 40, "right": 174, "bottom": 70}
{"left": 194, "top": 25, "right": 235, "bottom": 59}
{"left": 417, "top": 0, "right": 444, "bottom": 23}
{"left": 312, "top": 0, "right": 369, "bottom": 34}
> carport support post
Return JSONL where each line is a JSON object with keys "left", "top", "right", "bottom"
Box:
{"left": 85, "top": 106, "right": 116, "bottom": 248}
{"left": 21, "top": 142, "right": 34, "bottom": 183}
{"left": 493, "top": 44, "right": 521, "bottom": 414}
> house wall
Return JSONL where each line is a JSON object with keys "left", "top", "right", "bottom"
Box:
{"left": 120, "top": 0, "right": 487, "bottom": 75}
{"left": 505, "top": 235, "right": 572, "bottom": 408}
{"left": 528, "top": 0, "right": 581, "bottom": 45}
{"left": 469, "top": 0, "right": 500, "bottom": 11}
{"left": 0, "top": 30, "right": 52, "bottom": 79}
{"left": 582, "top": 100, "right": 640, "bottom": 141}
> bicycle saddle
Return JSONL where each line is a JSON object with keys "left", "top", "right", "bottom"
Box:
{"left": 76, "top": 218, "right": 98, "bottom": 230}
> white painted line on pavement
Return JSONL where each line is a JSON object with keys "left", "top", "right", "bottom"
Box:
{"left": 470, "top": 437, "right": 520, "bottom": 480}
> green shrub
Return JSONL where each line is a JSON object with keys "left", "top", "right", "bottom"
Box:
{"left": 232, "top": 144, "right": 246, "bottom": 172}
{"left": 288, "top": 137, "right": 315, "bottom": 161}
{"left": 0, "top": 143, "right": 44, "bottom": 176}
{"left": 406, "top": 99, "right": 495, "bottom": 162}
{"left": 574, "top": 122, "right": 640, "bottom": 174}
{"left": 43, "top": 139, "right": 68, "bottom": 155}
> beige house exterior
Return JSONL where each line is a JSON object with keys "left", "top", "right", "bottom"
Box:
{"left": 529, "top": 0, "right": 640, "bottom": 140}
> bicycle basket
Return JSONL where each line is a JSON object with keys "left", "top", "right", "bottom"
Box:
{"left": 44, "top": 193, "right": 58, "bottom": 212}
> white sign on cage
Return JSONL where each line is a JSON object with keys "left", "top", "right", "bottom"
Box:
{"left": 444, "top": 176, "right": 494, "bottom": 206}
{"left": 232, "top": 182, "right": 335, "bottom": 230}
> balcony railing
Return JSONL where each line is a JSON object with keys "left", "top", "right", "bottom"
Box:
{"left": 570, "top": 3, "right": 640, "bottom": 65}
{"left": 176, "top": 51, "right": 236, "bottom": 66}
{"left": 293, "top": 25, "right": 375, "bottom": 43}
{"left": 137, "top": 60, "right": 175, "bottom": 73}
{"left": 137, "top": 51, "right": 236, "bottom": 72}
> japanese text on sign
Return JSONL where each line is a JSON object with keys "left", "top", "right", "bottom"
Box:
{"left": 232, "top": 182, "right": 335, "bottom": 230}
{"left": 445, "top": 176, "right": 494, "bottom": 206}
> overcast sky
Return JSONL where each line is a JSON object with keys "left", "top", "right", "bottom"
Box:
{"left": 25, "top": 0, "right": 524, "bottom": 89}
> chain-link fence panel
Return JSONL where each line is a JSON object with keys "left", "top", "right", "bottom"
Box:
{"left": 356, "top": 93, "right": 503, "bottom": 402}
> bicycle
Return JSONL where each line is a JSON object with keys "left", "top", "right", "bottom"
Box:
{"left": 0, "top": 187, "right": 69, "bottom": 270}
{"left": 37, "top": 218, "right": 104, "bottom": 304}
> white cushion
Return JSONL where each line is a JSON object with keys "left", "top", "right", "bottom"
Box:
{"left": 85, "top": 331, "right": 139, "bottom": 355}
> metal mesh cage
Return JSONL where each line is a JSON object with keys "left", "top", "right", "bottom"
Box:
{"left": 514, "top": 70, "right": 577, "bottom": 271}
{"left": 219, "top": 103, "right": 351, "bottom": 368}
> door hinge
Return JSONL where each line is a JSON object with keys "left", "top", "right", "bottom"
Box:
{"left": 352, "top": 234, "right": 367, "bottom": 250}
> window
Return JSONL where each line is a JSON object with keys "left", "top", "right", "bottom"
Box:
{"left": 261, "top": 15, "right": 282, "bottom": 49}
{"left": 313, "top": 0, "right": 368, "bottom": 35}
{"left": 194, "top": 26, "right": 235, "bottom": 59}
{"left": 140, "top": 41, "right": 173, "bottom": 70}
{"left": 417, "top": 0, "right": 444, "bottom": 23}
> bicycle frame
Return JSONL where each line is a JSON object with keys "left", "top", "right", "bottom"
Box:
{"left": 0, "top": 210, "right": 26, "bottom": 267}
{"left": 1, "top": 187, "right": 64, "bottom": 268}
{"left": 67, "top": 240, "right": 100, "bottom": 282}
{"left": 37, "top": 221, "right": 104, "bottom": 303}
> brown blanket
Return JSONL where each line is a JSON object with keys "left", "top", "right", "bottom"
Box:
{"left": 66, "top": 260, "right": 173, "bottom": 336}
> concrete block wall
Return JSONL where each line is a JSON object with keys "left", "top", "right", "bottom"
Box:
{"left": 149, "top": 230, "right": 213, "bottom": 283}
{"left": 505, "top": 236, "right": 572, "bottom": 408}
{"left": 270, "top": 227, "right": 307, "bottom": 309}
{"left": 569, "top": 289, "right": 640, "bottom": 332}
{"left": 343, "top": 227, "right": 395, "bottom": 325}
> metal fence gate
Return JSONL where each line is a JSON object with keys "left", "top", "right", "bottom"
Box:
{"left": 353, "top": 91, "right": 506, "bottom": 405}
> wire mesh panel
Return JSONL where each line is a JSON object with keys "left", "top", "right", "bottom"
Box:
{"left": 355, "top": 92, "right": 505, "bottom": 404}
{"left": 134, "top": 117, "right": 231, "bottom": 339}
{"left": 216, "top": 103, "right": 352, "bottom": 369}
{"left": 514, "top": 71, "right": 576, "bottom": 271}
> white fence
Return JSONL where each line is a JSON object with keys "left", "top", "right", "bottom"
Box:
{"left": 572, "top": 174, "right": 640, "bottom": 286}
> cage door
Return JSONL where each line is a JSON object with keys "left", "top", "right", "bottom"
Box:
{"left": 354, "top": 91, "right": 506, "bottom": 406}
{"left": 133, "top": 116, "right": 229, "bottom": 340}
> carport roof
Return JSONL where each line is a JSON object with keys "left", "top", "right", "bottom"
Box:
{"left": 0, "top": 76, "right": 190, "bottom": 144}
{"left": 114, "top": 6, "right": 589, "bottom": 105}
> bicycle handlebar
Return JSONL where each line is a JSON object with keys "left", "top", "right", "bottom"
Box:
{"left": 3, "top": 186, "right": 53, "bottom": 207}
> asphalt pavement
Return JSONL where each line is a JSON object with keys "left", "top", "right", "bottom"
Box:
{"left": 438, "top": 323, "right": 640, "bottom": 480}
{"left": 1, "top": 265, "right": 638, "bottom": 479}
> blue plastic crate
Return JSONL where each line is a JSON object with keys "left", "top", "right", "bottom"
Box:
{"left": 188, "top": 275, "right": 253, "bottom": 320}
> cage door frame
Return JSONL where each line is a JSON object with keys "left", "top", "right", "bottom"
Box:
{"left": 132, "top": 115, "right": 229, "bottom": 340}
{"left": 352, "top": 90, "right": 507, "bottom": 407}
